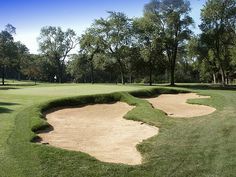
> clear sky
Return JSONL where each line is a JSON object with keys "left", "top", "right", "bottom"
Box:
{"left": 0, "top": 0, "right": 206, "bottom": 54}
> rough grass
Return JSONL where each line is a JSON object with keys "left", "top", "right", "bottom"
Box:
{"left": 0, "top": 83, "right": 236, "bottom": 177}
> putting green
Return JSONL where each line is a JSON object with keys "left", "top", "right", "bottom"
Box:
{"left": 4, "top": 84, "right": 149, "bottom": 96}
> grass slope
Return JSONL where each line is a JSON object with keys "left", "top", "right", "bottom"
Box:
{"left": 0, "top": 83, "right": 235, "bottom": 177}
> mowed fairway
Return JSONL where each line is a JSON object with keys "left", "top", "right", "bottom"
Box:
{"left": 0, "top": 83, "right": 236, "bottom": 177}
{"left": 4, "top": 83, "right": 148, "bottom": 96}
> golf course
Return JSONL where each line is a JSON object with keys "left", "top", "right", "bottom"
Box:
{"left": 1, "top": 0, "right": 236, "bottom": 176}
{"left": 0, "top": 82, "right": 235, "bottom": 177}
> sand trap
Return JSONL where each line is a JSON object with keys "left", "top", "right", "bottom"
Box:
{"left": 145, "top": 93, "right": 216, "bottom": 118}
{"left": 37, "top": 102, "right": 158, "bottom": 165}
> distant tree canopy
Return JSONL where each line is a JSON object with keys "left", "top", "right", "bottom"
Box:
{"left": 0, "top": 24, "right": 29, "bottom": 85}
{"left": 92, "top": 11, "right": 133, "bottom": 84}
{"left": 1, "top": 0, "right": 236, "bottom": 85}
{"left": 38, "top": 26, "right": 79, "bottom": 83}
{"left": 199, "top": 0, "right": 236, "bottom": 85}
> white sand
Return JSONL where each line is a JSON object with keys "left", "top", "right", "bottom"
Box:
{"left": 38, "top": 102, "right": 158, "bottom": 165}
{"left": 145, "top": 93, "right": 216, "bottom": 118}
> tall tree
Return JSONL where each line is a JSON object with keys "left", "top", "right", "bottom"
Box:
{"left": 200, "top": 0, "right": 236, "bottom": 85}
{"left": 144, "top": 0, "right": 194, "bottom": 86}
{"left": 94, "top": 12, "right": 132, "bottom": 84}
{"left": 80, "top": 27, "right": 103, "bottom": 83}
{"left": 21, "top": 54, "right": 41, "bottom": 84}
{"left": 38, "top": 26, "right": 79, "bottom": 83}
{"left": 14, "top": 41, "right": 29, "bottom": 80}
{"left": 0, "top": 24, "right": 17, "bottom": 85}
{"left": 133, "top": 13, "right": 164, "bottom": 85}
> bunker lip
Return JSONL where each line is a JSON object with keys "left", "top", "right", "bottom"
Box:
{"left": 37, "top": 101, "right": 159, "bottom": 165}
{"left": 145, "top": 93, "right": 216, "bottom": 118}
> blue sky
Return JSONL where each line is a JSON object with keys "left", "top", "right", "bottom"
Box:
{"left": 0, "top": 0, "right": 206, "bottom": 53}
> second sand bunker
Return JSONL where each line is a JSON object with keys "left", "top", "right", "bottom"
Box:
{"left": 38, "top": 102, "right": 158, "bottom": 165}
{"left": 145, "top": 93, "right": 216, "bottom": 118}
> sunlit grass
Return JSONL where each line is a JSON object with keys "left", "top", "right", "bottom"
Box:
{"left": 0, "top": 82, "right": 235, "bottom": 177}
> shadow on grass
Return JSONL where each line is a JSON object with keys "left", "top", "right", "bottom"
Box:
{"left": 0, "top": 102, "right": 20, "bottom": 106}
{"left": 0, "top": 102, "right": 20, "bottom": 114}
{"left": 176, "top": 84, "right": 236, "bottom": 91}
{"left": 0, "top": 107, "right": 13, "bottom": 113}
{"left": 4, "top": 83, "right": 37, "bottom": 87}
{"left": 0, "top": 82, "right": 37, "bottom": 90}
{"left": 0, "top": 87, "right": 21, "bottom": 90}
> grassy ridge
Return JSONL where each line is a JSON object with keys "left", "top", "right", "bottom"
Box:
{"left": 1, "top": 84, "right": 236, "bottom": 177}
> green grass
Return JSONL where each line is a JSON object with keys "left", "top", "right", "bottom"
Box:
{"left": 4, "top": 83, "right": 152, "bottom": 96}
{"left": 0, "top": 83, "right": 235, "bottom": 177}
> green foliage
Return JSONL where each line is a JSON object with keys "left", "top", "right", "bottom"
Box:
{"left": 0, "top": 24, "right": 29, "bottom": 85}
{"left": 133, "top": 15, "right": 166, "bottom": 85}
{"left": 144, "top": 0, "right": 194, "bottom": 85}
{"left": 38, "top": 26, "right": 79, "bottom": 83}
{"left": 200, "top": 0, "right": 236, "bottom": 85}
{"left": 79, "top": 27, "right": 106, "bottom": 83}
{"left": 67, "top": 54, "right": 90, "bottom": 82}
{"left": 21, "top": 54, "right": 41, "bottom": 83}
{"left": 92, "top": 12, "right": 132, "bottom": 84}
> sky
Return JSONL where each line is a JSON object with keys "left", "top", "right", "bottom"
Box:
{"left": 0, "top": 0, "right": 206, "bottom": 54}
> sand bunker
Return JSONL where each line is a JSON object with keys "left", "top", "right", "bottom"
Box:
{"left": 145, "top": 93, "right": 216, "bottom": 118}
{"left": 38, "top": 102, "right": 158, "bottom": 165}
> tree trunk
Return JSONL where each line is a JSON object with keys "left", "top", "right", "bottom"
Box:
{"left": 129, "top": 73, "right": 132, "bottom": 84}
{"left": 120, "top": 71, "right": 124, "bottom": 85}
{"left": 226, "top": 73, "right": 229, "bottom": 85}
{"left": 2, "top": 65, "right": 5, "bottom": 86}
{"left": 220, "top": 66, "right": 226, "bottom": 86}
{"left": 90, "top": 63, "right": 94, "bottom": 84}
{"left": 58, "top": 76, "right": 62, "bottom": 83}
{"left": 213, "top": 73, "right": 216, "bottom": 84}
{"left": 170, "top": 57, "right": 176, "bottom": 86}
{"left": 17, "top": 72, "right": 21, "bottom": 81}
{"left": 57, "top": 58, "right": 63, "bottom": 83}
{"left": 149, "top": 68, "right": 152, "bottom": 86}
{"left": 170, "top": 68, "right": 175, "bottom": 86}
{"left": 109, "top": 71, "right": 112, "bottom": 83}
{"left": 117, "top": 59, "right": 125, "bottom": 85}
{"left": 59, "top": 65, "right": 63, "bottom": 83}
{"left": 169, "top": 46, "right": 177, "bottom": 86}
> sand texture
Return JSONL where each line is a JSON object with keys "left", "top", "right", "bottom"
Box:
{"left": 38, "top": 102, "right": 158, "bottom": 165}
{"left": 145, "top": 93, "right": 216, "bottom": 118}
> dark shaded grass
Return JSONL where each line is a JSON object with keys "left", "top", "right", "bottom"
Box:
{"left": 5, "top": 86, "right": 236, "bottom": 177}
{"left": 0, "top": 107, "right": 13, "bottom": 114}
{"left": 0, "top": 87, "right": 20, "bottom": 90}
{"left": 176, "top": 84, "right": 236, "bottom": 91}
{"left": 0, "top": 102, "right": 20, "bottom": 114}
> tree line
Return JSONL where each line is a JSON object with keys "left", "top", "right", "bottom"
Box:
{"left": 1, "top": 0, "right": 236, "bottom": 86}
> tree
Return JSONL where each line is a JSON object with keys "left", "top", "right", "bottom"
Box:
{"left": 200, "top": 0, "right": 236, "bottom": 85}
{"left": 67, "top": 54, "right": 90, "bottom": 83}
{"left": 133, "top": 13, "right": 165, "bottom": 85}
{"left": 21, "top": 54, "right": 41, "bottom": 84}
{"left": 0, "top": 24, "right": 17, "bottom": 85}
{"left": 38, "top": 26, "right": 79, "bottom": 83}
{"left": 14, "top": 41, "right": 29, "bottom": 80}
{"left": 80, "top": 27, "right": 103, "bottom": 83}
{"left": 93, "top": 12, "right": 132, "bottom": 84}
{"left": 144, "top": 0, "right": 194, "bottom": 86}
